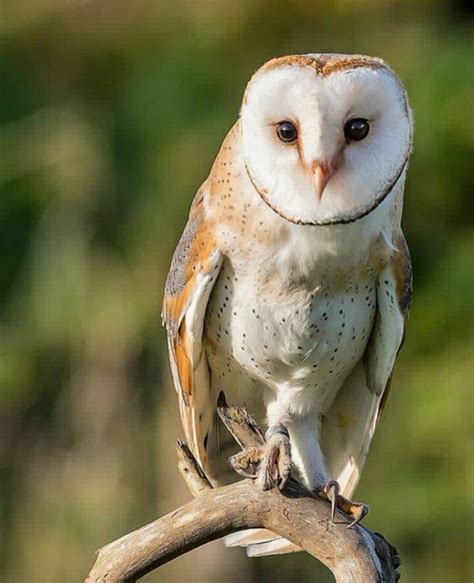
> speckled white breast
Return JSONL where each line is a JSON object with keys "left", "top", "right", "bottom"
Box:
{"left": 204, "top": 256, "right": 377, "bottom": 418}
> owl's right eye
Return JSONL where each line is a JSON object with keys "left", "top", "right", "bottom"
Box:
{"left": 276, "top": 121, "right": 298, "bottom": 143}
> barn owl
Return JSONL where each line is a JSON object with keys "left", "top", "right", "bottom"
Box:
{"left": 163, "top": 53, "right": 413, "bottom": 556}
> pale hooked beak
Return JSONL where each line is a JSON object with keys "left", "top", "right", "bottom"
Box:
{"left": 311, "top": 158, "right": 340, "bottom": 200}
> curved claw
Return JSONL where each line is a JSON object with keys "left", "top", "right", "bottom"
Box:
{"left": 346, "top": 503, "right": 369, "bottom": 529}
{"left": 278, "top": 473, "right": 289, "bottom": 491}
{"left": 319, "top": 480, "right": 369, "bottom": 528}
{"left": 231, "top": 465, "right": 258, "bottom": 479}
{"left": 326, "top": 480, "right": 340, "bottom": 522}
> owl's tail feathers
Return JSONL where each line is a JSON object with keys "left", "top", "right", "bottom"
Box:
{"left": 224, "top": 529, "right": 301, "bottom": 556}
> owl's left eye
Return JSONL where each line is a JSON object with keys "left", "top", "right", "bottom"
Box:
{"left": 276, "top": 121, "right": 298, "bottom": 143}
{"left": 344, "top": 118, "right": 370, "bottom": 141}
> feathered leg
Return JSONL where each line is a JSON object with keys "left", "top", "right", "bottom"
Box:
{"left": 288, "top": 413, "right": 369, "bottom": 528}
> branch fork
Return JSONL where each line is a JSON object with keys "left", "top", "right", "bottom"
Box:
{"left": 85, "top": 403, "right": 400, "bottom": 582}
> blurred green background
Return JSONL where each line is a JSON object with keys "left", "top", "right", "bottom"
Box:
{"left": 0, "top": 1, "right": 472, "bottom": 581}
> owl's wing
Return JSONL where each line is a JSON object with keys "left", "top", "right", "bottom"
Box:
{"left": 162, "top": 184, "right": 223, "bottom": 467}
{"left": 321, "top": 232, "right": 412, "bottom": 497}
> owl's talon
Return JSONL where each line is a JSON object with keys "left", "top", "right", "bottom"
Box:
{"left": 231, "top": 466, "right": 258, "bottom": 479}
{"left": 278, "top": 469, "right": 289, "bottom": 491}
{"left": 319, "top": 480, "right": 369, "bottom": 527}
{"left": 346, "top": 503, "right": 369, "bottom": 529}
{"left": 230, "top": 446, "right": 264, "bottom": 479}
{"left": 326, "top": 480, "right": 340, "bottom": 521}
{"left": 229, "top": 427, "right": 292, "bottom": 491}
{"left": 256, "top": 428, "right": 291, "bottom": 491}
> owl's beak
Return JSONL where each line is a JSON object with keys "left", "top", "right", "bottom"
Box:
{"left": 311, "top": 157, "right": 340, "bottom": 200}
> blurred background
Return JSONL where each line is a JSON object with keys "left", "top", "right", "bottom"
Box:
{"left": 0, "top": 0, "right": 472, "bottom": 581}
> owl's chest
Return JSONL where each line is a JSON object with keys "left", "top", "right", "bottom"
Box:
{"left": 204, "top": 258, "right": 377, "bottom": 404}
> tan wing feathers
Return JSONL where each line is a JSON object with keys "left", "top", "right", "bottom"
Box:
{"left": 163, "top": 187, "right": 209, "bottom": 327}
{"left": 162, "top": 184, "right": 223, "bottom": 465}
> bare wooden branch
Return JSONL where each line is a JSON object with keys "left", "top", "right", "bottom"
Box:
{"left": 86, "top": 405, "right": 400, "bottom": 583}
{"left": 216, "top": 391, "right": 265, "bottom": 449}
{"left": 176, "top": 439, "right": 212, "bottom": 496}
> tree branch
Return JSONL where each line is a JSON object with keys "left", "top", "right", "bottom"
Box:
{"left": 85, "top": 404, "right": 400, "bottom": 583}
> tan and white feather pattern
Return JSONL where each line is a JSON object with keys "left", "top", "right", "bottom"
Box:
{"left": 163, "top": 53, "right": 413, "bottom": 556}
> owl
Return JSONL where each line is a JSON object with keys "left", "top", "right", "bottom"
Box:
{"left": 163, "top": 53, "right": 413, "bottom": 556}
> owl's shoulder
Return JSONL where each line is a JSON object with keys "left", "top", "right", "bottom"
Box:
{"left": 164, "top": 183, "right": 217, "bottom": 302}
{"left": 206, "top": 122, "right": 288, "bottom": 253}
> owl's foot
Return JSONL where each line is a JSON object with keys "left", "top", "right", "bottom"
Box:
{"left": 230, "top": 425, "right": 291, "bottom": 491}
{"left": 318, "top": 480, "right": 369, "bottom": 528}
{"left": 257, "top": 426, "right": 292, "bottom": 491}
{"left": 230, "top": 446, "right": 264, "bottom": 479}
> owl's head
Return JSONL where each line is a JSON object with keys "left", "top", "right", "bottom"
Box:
{"left": 240, "top": 54, "right": 413, "bottom": 226}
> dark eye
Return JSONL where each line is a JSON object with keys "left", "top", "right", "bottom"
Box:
{"left": 276, "top": 121, "right": 298, "bottom": 143}
{"left": 344, "top": 118, "right": 370, "bottom": 141}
